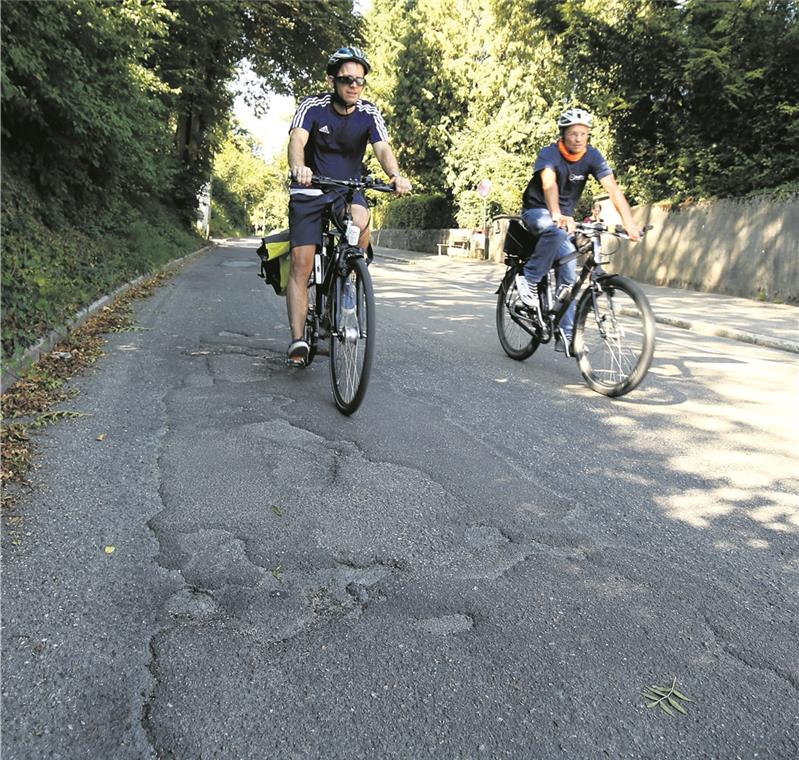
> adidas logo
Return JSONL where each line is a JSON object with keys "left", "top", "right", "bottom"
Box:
{"left": 319, "top": 125, "right": 331, "bottom": 134}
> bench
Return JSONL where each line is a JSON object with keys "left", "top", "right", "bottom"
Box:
{"left": 437, "top": 230, "right": 473, "bottom": 256}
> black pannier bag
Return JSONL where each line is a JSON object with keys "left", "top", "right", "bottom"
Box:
{"left": 503, "top": 218, "right": 537, "bottom": 259}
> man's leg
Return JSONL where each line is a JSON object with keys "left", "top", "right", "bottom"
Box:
{"left": 521, "top": 208, "right": 570, "bottom": 283}
{"left": 555, "top": 251, "right": 578, "bottom": 345}
{"left": 286, "top": 245, "right": 315, "bottom": 341}
{"left": 351, "top": 203, "right": 371, "bottom": 248}
{"left": 287, "top": 192, "right": 326, "bottom": 364}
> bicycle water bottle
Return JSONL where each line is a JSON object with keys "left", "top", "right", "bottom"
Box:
{"left": 345, "top": 221, "right": 360, "bottom": 246}
{"left": 552, "top": 284, "right": 571, "bottom": 310}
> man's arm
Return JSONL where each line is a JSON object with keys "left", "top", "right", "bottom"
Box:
{"left": 371, "top": 141, "right": 411, "bottom": 195}
{"left": 288, "top": 128, "right": 312, "bottom": 186}
{"left": 540, "top": 167, "right": 574, "bottom": 231}
{"left": 599, "top": 173, "right": 641, "bottom": 242}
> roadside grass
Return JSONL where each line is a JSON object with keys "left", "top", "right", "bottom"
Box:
{"left": 1, "top": 269, "right": 177, "bottom": 533}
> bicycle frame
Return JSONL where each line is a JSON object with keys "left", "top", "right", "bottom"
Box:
{"left": 310, "top": 187, "right": 368, "bottom": 345}
{"left": 504, "top": 222, "right": 626, "bottom": 342}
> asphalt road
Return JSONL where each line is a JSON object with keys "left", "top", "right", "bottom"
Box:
{"left": 2, "top": 240, "right": 797, "bottom": 759}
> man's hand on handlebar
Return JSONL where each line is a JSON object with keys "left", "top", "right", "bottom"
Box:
{"left": 291, "top": 165, "right": 313, "bottom": 187}
{"left": 552, "top": 212, "right": 576, "bottom": 233}
{"left": 391, "top": 174, "right": 412, "bottom": 196}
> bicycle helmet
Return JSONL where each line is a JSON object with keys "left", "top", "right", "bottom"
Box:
{"left": 557, "top": 108, "right": 593, "bottom": 129}
{"left": 326, "top": 46, "right": 371, "bottom": 75}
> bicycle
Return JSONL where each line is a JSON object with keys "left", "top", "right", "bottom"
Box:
{"left": 296, "top": 174, "right": 394, "bottom": 415}
{"left": 495, "top": 217, "right": 656, "bottom": 397}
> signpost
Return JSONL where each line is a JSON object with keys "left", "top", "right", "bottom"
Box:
{"left": 476, "top": 179, "right": 491, "bottom": 259}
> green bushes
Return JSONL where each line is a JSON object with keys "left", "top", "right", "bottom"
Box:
{"left": 1, "top": 170, "right": 201, "bottom": 361}
{"left": 376, "top": 194, "right": 455, "bottom": 229}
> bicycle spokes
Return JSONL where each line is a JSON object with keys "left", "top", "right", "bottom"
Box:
{"left": 330, "top": 259, "right": 374, "bottom": 414}
{"left": 575, "top": 277, "right": 655, "bottom": 397}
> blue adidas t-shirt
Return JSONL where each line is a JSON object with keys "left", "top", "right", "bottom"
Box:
{"left": 289, "top": 94, "right": 388, "bottom": 186}
{"left": 522, "top": 143, "right": 612, "bottom": 216}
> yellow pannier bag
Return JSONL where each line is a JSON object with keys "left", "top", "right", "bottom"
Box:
{"left": 256, "top": 229, "right": 291, "bottom": 296}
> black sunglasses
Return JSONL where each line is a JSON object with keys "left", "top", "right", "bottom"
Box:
{"left": 334, "top": 75, "right": 366, "bottom": 87}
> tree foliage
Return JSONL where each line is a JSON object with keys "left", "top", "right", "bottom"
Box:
{"left": 2, "top": 0, "right": 360, "bottom": 223}
{"left": 1, "top": 0, "right": 360, "bottom": 358}
{"left": 365, "top": 0, "right": 799, "bottom": 225}
{"left": 211, "top": 127, "right": 289, "bottom": 236}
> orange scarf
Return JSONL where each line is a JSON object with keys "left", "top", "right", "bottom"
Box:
{"left": 557, "top": 139, "right": 586, "bottom": 162}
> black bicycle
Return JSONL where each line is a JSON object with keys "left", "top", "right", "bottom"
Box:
{"left": 496, "top": 218, "right": 656, "bottom": 397}
{"left": 299, "top": 174, "right": 394, "bottom": 414}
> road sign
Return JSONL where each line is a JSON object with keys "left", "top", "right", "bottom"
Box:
{"left": 476, "top": 179, "right": 491, "bottom": 199}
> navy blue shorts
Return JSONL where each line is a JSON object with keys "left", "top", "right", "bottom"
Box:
{"left": 289, "top": 190, "right": 368, "bottom": 249}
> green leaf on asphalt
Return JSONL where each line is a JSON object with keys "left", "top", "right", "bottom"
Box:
{"left": 668, "top": 696, "right": 687, "bottom": 714}
{"left": 271, "top": 504, "right": 283, "bottom": 517}
{"left": 659, "top": 701, "right": 675, "bottom": 716}
{"left": 642, "top": 678, "right": 694, "bottom": 717}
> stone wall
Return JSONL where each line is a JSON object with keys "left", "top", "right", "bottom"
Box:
{"left": 376, "top": 196, "right": 799, "bottom": 302}
{"left": 594, "top": 196, "right": 799, "bottom": 303}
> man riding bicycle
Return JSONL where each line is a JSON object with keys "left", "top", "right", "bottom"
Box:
{"left": 286, "top": 46, "right": 411, "bottom": 367}
{"left": 516, "top": 108, "right": 641, "bottom": 355}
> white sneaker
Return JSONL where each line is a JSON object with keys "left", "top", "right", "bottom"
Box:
{"left": 515, "top": 274, "right": 541, "bottom": 315}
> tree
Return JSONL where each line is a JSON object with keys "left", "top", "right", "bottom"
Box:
{"left": 154, "top": 0, "right": 362, "bottom": 219}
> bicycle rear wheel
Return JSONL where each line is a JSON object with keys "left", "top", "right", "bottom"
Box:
{"left": 496, "top": 272, "right": 539, "bottom": 360}
{"left": 573, "top": 275, "right": 655, "bottom": 397}
{"left": 329, "top": 256, "right": 374, "bottom": 414}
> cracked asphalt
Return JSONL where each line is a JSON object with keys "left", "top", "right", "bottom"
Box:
{"left": 2, "top": 240, "right": 797, "bottom": 758}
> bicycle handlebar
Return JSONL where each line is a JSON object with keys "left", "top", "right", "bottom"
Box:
{"left": 575, "top": 221, "right": 654, "bottom": 239}
{"left": 289, "top": 174, "right": 396, "bottom": 194}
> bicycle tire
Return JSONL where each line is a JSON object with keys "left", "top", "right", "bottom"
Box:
{"left": 329, "top": 256, "right": 374, "bottom": 414}
{"left": 573, "top": 275, "right": 655, "bottom": 397}
{"left": 496, "top": 272, "right": 540, "bottom": 360}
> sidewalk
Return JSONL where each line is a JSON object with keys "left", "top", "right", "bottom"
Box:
{"left": 373, "top": 246, "right": 799, "bottom": 354}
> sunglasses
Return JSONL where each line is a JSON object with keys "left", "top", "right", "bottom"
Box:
{"left": 334, "top": 75, "right": 366, "bottom": 87}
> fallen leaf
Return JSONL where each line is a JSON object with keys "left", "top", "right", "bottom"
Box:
{"left": 104, "top": 545, "right": 115, "bottom": 554}
{"left": 96, "top": 434, "right": 106, "bottom": 441}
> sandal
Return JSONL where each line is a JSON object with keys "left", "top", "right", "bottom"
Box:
{"left": 286, "top": 339, "right": 309, "bottom": 367}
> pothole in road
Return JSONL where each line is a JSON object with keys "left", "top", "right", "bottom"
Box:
{"left": 465, "top": 525, "right": 510, "bottom": 549}
{"left": 414, "top": 613, "right": 475, "bottom": 635}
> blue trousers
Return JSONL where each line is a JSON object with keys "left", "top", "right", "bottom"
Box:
{"left": 521, "top": 207, "right": 577, "bottom": 336}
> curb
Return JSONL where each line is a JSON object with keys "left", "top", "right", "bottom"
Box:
{"left": 1, "top": 244, "right": 215, "bottom": 394}
{"left": 650, "top": 314, "right": 799, "bottom": 355}
{"left": 372, "top": 250, "right": 417, "bottom": 265}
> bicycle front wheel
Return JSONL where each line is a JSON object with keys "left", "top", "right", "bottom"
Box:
{"left": 496, "top": 272, "right": 539, "bottom": 360}
{"left": 329, "top": 256, "right": 374, "bottom": 415}
{"left": 573, "top": 275, "right": 655, "bottom": 397}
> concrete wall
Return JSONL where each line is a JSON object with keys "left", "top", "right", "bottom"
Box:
{"left": 597, "top": 196, "right": 799, "bottom": 303}
{"left": 376, "top": 196, "right": 799, "bottom": 302}
{"left": 371, "top": 227, "right": 485, "bottom": 257}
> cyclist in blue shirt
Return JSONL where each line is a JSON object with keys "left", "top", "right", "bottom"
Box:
{"left": 516, "top": 108, "right": 641, "bottom": 355}
{"left": 285, "top": 46, "right": 411, "bottom": 366}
